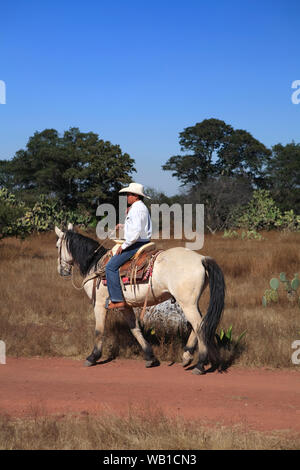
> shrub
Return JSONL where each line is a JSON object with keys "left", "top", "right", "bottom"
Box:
{"left": 20, "top": 196, "right": 91, "bottom": 234}
{"left": 274, "top": 210, "right": 300, "bottom": 231}
{"left": 262, "top": 273, "right": 300, "bottom": 308}
{"left": 235, "top": 190, "right": 281, "bottom": 231}
{"left": 0, "top": 188, "right": 27, "bottom": 238}
{"left": 233, "top": 189, "right": 299, "bottom": 232}
{"left": 0, "top": 188, "right": 92, "bottom": 239}
{"left": 223, "top": 229, "right": 264, "bottom": 240}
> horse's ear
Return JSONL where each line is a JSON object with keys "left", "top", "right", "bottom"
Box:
{"left": 55, "top": 226, "right": 63, "bottom": 238}
{"left": 67, "top": 223, "right": 74, "bottom": 231}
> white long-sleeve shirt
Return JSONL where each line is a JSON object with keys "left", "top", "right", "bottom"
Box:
{"left": 121, "top": 200, "right": 152, "bottom": 250}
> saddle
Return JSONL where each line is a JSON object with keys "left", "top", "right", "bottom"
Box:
{"left": 100, "top": 240, "right": 163, "bottom": 286}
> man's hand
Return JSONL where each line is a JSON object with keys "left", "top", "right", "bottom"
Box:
{"left": 115, "top": 223, "right": 124, "bottom": 230}
{"left": 116, "top": 245, "right": 123, "bottom": 255}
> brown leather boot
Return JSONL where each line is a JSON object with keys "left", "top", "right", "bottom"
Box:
{"left": 107, "top": 301, "right": 127, "bottom": 310}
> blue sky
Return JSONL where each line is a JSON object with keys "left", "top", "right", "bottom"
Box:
{"left": 0, "top": 0, "right": 299, "bottom": 195}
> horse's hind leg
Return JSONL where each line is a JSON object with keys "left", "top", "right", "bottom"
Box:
{"left": 122, "top": 307, "right": 160, "bottom": 368}
{"left": 85, "top": 303, "right": 107, "bottom": 366}
{"left": 178, "top": 303, "right": 207, "bottom": 374}
{"left": 182, "top": 330, "right": 197, "bottom": 367}
{"left": 182, "top": 304, "right": 204, "bottom": 367}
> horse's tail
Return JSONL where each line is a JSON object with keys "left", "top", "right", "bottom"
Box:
{"left": 201, "top": 256, "right": 226, "bottom": 364}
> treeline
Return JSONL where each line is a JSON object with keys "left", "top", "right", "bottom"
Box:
{"left": 162, "top": 118, "right": 300, "bottom": 230}
{"left": 0, "top": 127, "right": 135, "bottom": 209}
{"left": 0, "top": 119, "right": 299, "bottom": 238}
{"left": 0, "top": 127, "right": 136, "bottom": 238}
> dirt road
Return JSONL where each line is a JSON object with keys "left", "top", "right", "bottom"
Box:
{"left": 1, "top": 357, "right": 300, "bottom": 433}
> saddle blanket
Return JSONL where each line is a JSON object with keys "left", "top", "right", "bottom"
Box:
{"left": 100, "top": 248, "right": 164, "bottom": 286}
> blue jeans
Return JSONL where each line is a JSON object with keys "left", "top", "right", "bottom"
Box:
{"left": 105, "top": 241, "right": 149, "bottom": 302}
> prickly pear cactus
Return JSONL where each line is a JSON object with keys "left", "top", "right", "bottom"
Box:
{"left": 270, "top": 278, "right": 279, "bottom": 290}
{"left": 263, "top": 272, "right": 300, "bottom": 307}
{"left": 279, "top": 272, "right": 287, "bottom": 282}
{"left": 263, "top": 288, "right": 279, "bottom": 306}
{"left": 0, "top": 189, "right": 92, "bottom": 239}
{"left": 291, "top": 275, "right": 300, "bottom": 291}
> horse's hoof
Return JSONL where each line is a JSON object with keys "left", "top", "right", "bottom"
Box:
{"left": 84, "top": 360, "right": 96, "bottom": 367}
{"left": 182, "top": 351, "right": 194, "bottom": 368}
{"left": 145, "top": 359, "right": 160, "bottom": 368}
{"left": 182, "top": 358, "right": 193, "bottom": 367}
{"left": 192, "top": 367, "right": 206, "bottom": 375}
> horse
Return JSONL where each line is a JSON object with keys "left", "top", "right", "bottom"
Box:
{"left": 55, "top": 223, "right": 226, "bottom": 375}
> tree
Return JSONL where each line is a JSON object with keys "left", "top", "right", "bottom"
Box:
{"left": 162, "top": 118, "right": 271, "bottom": 187}
{"left": 216, "top": 129, "right": 271, "bottom": 187}
{"left": 162, "top": 119, "right": 233, "bottom": 185}
{"left": 267, "top": 142, "right": 300, "bottom": 213}
{"left": 186, "top": 176, "right": 253, "bottom": 231}
{"left": 0, "top": 188, "right": 26, "bottom": 238}
{"left": 1, "top": 127, "right": 136, "bottom": 210}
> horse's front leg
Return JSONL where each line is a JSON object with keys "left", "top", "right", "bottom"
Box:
{"left": 85, "top": 303, "right": 107, "bottom": 367}
{"left": 121, "top": 307, "right": 160, "bottom": 368}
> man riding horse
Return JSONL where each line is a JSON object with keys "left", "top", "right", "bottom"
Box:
{"left": 55, "top": 183, "right": 225, "bottom": 373}
{"left": 106, "top": 182, "right": 152, "bottom": 310}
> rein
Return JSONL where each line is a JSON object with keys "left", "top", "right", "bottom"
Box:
{"left": 71, "top": 266, "right": 86, "bottom": 290}
{"left": 59, "top": 231, "right": 113, "bottom": 290}
{"left": 59, "top": 230, "right": 162, "bottom": 316}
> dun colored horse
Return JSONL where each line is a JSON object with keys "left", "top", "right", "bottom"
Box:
{"left": 55, "top": 224, "right": 225, "bottom": 375}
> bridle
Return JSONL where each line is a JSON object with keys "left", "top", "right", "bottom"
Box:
{"left": 57, "top": 230, "right": 112, "bottom": 290}
{"left": 58, "top": 234, "right": 73, "bottom": 276}
{"left": 57, "top": 234, "right": 86, "bottom": 292}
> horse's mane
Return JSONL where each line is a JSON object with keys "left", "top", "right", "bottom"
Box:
{"left": 65, "top": 230, "right": 108, "bottom": 276}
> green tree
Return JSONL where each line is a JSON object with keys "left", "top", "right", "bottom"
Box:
{"left": 162, "top": 118, "right": 271, "bottom": 187}
{"left": 267, "top": 142, "right": 300, "bottom": 213}
{"left": 217, "top": 129, "right": 271, "bottom": 187}
{"left": 1, "top": 127, "right": 136, "bottom": 210}
{"left": 162, "top": 119, "right": 233, "bottom": 185}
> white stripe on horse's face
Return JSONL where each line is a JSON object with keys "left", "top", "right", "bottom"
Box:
{"left": 56, "top": 232, "right": 73, "bottom": 276}
{"left": 55, "top": 226, "right": 63, "bottom": 238}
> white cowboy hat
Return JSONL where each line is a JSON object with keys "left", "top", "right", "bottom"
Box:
{"left": 119, "top": 182, "right": 151, "bottom": 199}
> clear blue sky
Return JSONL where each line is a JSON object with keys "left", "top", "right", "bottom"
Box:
{"left": 1, "top": 0, "right": 299, "bottom": 196}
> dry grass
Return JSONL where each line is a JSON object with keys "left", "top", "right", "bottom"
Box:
{"left": 0, "top": 230, "right": 300, "bottom": 368}
{"left": 0, "top": 406, "right": 299, "bottom": 450}
{"left": 200, "top": 231, "right": 300, "bottom": 368}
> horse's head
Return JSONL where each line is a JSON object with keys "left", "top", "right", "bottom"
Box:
{"left": 55, "top": 223, "right": 74, "bottom": 277}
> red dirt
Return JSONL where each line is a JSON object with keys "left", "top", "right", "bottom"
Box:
{"left": 1, "top": 357, "right": 300, "bottom": 433}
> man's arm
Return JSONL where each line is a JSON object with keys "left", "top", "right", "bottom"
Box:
{"left": 115, "top": 207, "right": 143, "bottom": 254}
{"left": 121, "top": 211, "right": 142, "bottom": 250}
